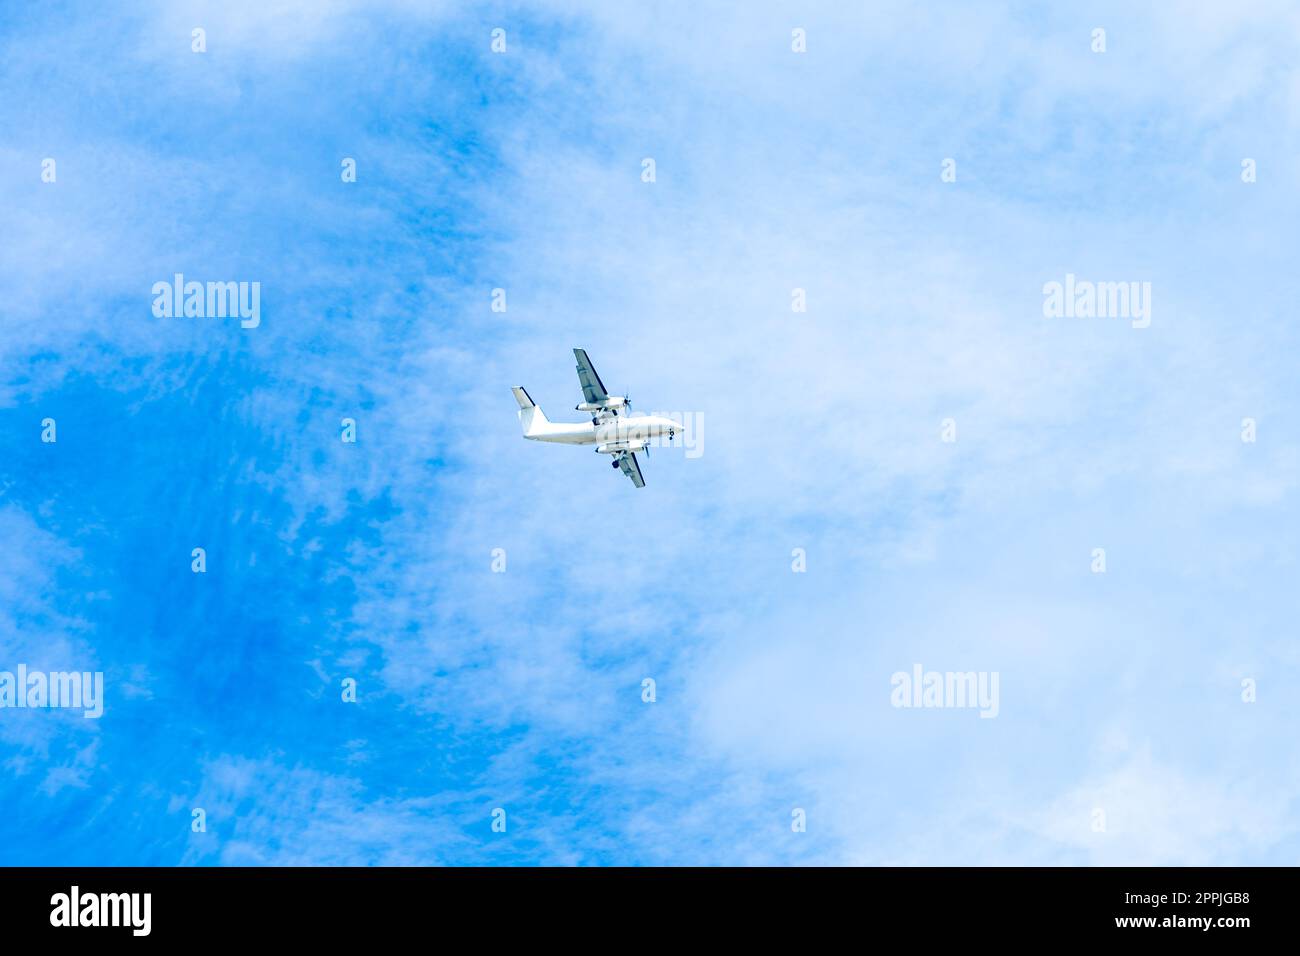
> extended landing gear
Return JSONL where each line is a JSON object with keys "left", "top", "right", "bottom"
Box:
{"left": 611, "top": 458, "right": 620, "bottom": 469}
{"left": 668, "top": 430, "right": 675, "bottom": 441}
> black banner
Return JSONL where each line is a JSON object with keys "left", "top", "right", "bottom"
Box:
{"left": 0, "top": 867, "right": 1280, "bottom": 942}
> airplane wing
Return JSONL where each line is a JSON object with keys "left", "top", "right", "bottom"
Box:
{"left": 617, "top": 452, "right": 646, "bottom": 488}
{"left": 574, "top": 348, "right": 611, "bottom": 407}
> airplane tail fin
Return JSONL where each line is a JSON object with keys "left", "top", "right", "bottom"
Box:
{"left": 512, "top": 386, "right": 550, "bottom": 437}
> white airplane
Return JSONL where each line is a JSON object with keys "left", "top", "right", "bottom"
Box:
{"left": 513, "top": 348, "right": 681, "bottom": 488}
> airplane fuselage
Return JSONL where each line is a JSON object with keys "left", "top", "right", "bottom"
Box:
{"left": 524, "top": 415, "right": 680, "bottom": 448}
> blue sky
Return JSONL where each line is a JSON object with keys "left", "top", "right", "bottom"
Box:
{"left": 2, "top": 1, "right": 1299, "bottom": 865}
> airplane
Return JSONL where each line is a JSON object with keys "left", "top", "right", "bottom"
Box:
{"left": 513, "top": 348, "right": 681, "bottom": 488}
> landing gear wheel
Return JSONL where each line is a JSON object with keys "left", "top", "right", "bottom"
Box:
{"left": 611, "top": 458, "right": 620, "bottom": 468}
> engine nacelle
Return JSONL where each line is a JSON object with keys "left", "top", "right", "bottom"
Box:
{"left": 576, "top": 396, "right": 626, "bottom": 412}
{"left": 595, "top": 440, "right": 646, "bottom": 455}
